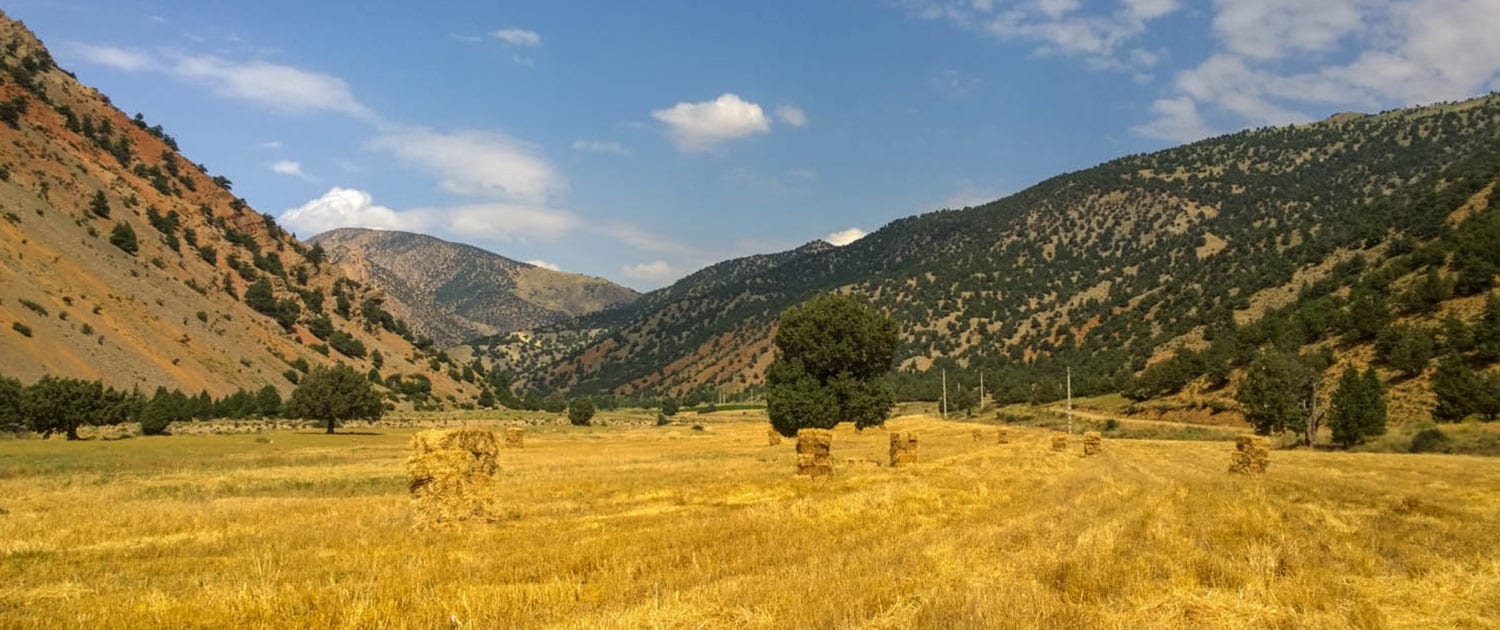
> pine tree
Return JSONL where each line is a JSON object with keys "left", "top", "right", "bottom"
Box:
{"left": 1329, "top": 366, "right": 1386, "bottom": 447}
{"left": 1432, "top": 354, "right": 1479, "bottom": 422}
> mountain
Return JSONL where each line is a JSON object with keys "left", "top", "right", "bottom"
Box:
{"left": 309, "top": 228, "right": 638, "bottom": 347}
{"left": 499, "top": 94, "right": 1500, "bottom": 418}
{"left": 0, "top": 12, "right": 474, "bottom": 403}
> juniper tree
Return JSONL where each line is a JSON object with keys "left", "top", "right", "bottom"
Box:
{"left": 1328, "top": 366, "right": 1387, "bottom": 447}
{"left": 766, "top": 292, "right": 897, "bottom": 437}
{"left": 284, "top": 364, "right": 382, "bottom": 433}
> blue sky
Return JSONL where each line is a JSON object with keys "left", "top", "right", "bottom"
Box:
{"left": 10, "top": 1, "right": 1500, "bottom": 289}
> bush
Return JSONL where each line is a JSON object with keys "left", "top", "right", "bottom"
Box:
{"left": 109, "top": 222, "right": 138, "bottom": 255}
{"left": 568, "top": 397, "right": 596, "bottom": 426}
{"left": 11, "top": 322, "right": 31, "bottom": 337}
{"left": 660, "top": 397, "right": 679, "bottom": 416}
{"left": 1409, "top": 427, "right": 1451, "bottom": 454}
{"left": 656, "top": 412, "right": 670, "bottom": 426}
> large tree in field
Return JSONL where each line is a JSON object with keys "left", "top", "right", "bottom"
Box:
{"left": 1328, "top": 366, "right": 1387, "bottom": 447}
{"left": 766, "top": 292, "right": 898, "bottom": 437}
{"left": 284, "top": 364, "right": 382, "bottom": 433}
{"left": 1236, "top": 351, "right": 1324, "bottom": 445}
{"left": 22, "top": 376, "right": 106, "bottom": 440}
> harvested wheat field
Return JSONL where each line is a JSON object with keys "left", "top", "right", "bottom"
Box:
{"left": 2, "top": 413, "right": 1499, "bottom": 628}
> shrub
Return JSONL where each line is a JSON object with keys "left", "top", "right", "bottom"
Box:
{"left": 568, "top": 397, "right": 596, "bottom": 426}
{"left": 656, "top": 412, "right": 670, "bottom": 426}
{"left": 12, "top": 322, "right": 31, "bottom": 337}
{"left": 1410, "top": 428, "right": 1451, "bottom": 454}
{"left": 109, "top": 222, "right": 138, "bottom": 255}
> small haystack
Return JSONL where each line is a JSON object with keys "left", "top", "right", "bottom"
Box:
{"left": 889, "top": 432, "right": 919, "bottom": 467}
{"left": 796, "top": 428, "right": 833, "bottom": 478}
{"left": 971, "top": 429, "right": 984, "bottom": 442}
{"left": 768, "top": 428, "right": 783, "bottom": 446}
{"left": 1229, "top": 435, "right": 1270, "bottom": 474}
{"left": 407, "top": 428, "right": 501, "bottom": 526}
{"left": 504, "top": 427, "right": 524, "bottom": 448}
{"left": 1051, "top": 435, "right": 1069, "bottom": 452}
{"left": 1083, "top": 431, "right": 1102, "bottom": 457}
{"left": 996, "top": 428, "right": 1010, "bottom": 444}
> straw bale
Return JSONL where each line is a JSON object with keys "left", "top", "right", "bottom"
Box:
{"left": 795, "top": 428, "right": 833, "bottom": 478}
{"left": 504, "top": 427, "right": 524, "bottom": 448}
{"left": 1083, "top": 431, "right": 1102, "bottom": 457}
{"left": 767, "top": 428, "right": 782, "bottom": 446}
{"left": 1229, "top": 434, "right": 1271, "bottom": 474}
{"left": 408, "top": 429, "right": 501, "bottom": 526}
{"left": 971, "top": 429, "right": 983, "bottom": 442}
{"left": 996, "top": 428, "right": 1009, "bottom": 444}
{"left": 1051, "top": 435, "right": 1069, "bottom": 451}
{"left": 889, "top": 432, "right": 919, "bottom": 467}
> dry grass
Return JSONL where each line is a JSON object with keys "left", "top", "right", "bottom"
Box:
{"left": 2, "top": 413, "right": 1499, "bottom": 628}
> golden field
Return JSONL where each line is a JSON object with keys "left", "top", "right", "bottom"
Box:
{"left": 2, "top": 411, "right": 1499, "bottom": 629}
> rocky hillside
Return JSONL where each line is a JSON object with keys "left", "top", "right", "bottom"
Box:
{"left": 513, "top": 95, "right": 1500, "bottom": 419}
{"left": 310, "top": 228, "right": 638, "bottom": 347}
{"left": 0, "top": 12, "right": 474, "bottom": 403}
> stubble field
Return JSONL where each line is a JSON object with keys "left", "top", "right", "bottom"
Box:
{"left": 2, "top": 412, "right": 1498, "bottom": 628}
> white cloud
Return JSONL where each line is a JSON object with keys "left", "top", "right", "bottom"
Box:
{"left": 621, "top": 260, "right": 681, "bottom": 283}
{"left": 370, "top": 128, "right": 564, "bottom": 202}
{"left": 775, "top": 105, "right": 808, "bottom": 127}
{"left": 572, "top": 138, "right": 630, "bottom": 155}
{"left": 1131, "top": 97, "right": 1216, "bottom": 142}
{"left": 68, "top": 43, "right": 155, "bottom": 71}
{"left": 257, "top": 140, "right": 283, "bottom": 149}
{"left": 1136, "top": 0, "right": 1500, "bottom": 142}
{"left": 280, "top": 187, "right": 409, "bottom": 236}
{"left": 269, "top": 159, "right": 314, "bottom": 181}
{"left": 170, "top": 55, "right": 375, "bottom": 120}
{"left": 493, "top": 28, "right": 542, "bottom": 47}
{"left": 280, "top": 188, "right": 579, "bottom": 242}
{"left": 526, "top": 259, "right": 561, "bottom": 271}
{"left": 652, "top": 93, "right": 772, "bottom": 152}
{"left": 908, "top": 0, "right": 1181, "bottom": 71}
{"left": 824, "top": 227, "right": 868, "bottom": 246}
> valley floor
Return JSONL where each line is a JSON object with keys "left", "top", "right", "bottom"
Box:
{"left": 2, "top": 413, "right": 1498, "bottom": 628}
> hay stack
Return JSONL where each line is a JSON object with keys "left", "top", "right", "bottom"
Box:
{"left": 996, "top": 428, "right": 1009, "bottom": 444}
{"left": 767, "top": 428, "right": 783, "bottom": 446}
{"left": 1051, "top": 435, "right": 1069, "bottom": 451}
{"left": 889, "top": 432, "right": 919, "bottom": 467}
{"left": 407, "top": 429, "right": 501, "bottom": 526}
{"left": 971, "top": 429, "right": 983, "bottom": 442}
{"left": 1083, "top": 431, "right": 1102, "bottom": 457}
{"left": 1229, "top": 435, "right": 1270, "bottom": 474}
{"left": 795, "top": 429, "right": 833, "bottom": 478}
{"left": 504, "top": 427, "right": 524, "bottom": 448}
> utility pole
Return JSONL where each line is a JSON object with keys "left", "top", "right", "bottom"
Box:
{"left": 1066, "top": 366, "right": 1073, "bottom": 435}
{"left": 979, "top": 371, "right": 985, "bottom": 411}
{"left": 941, "top": 368, "right": 948, "bottom": 420}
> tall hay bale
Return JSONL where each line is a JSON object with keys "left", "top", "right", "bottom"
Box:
{"left": 971, "top": 429, "right": 983, "bottom": 442}
{"left": 889, "top": 432, "right": 919, "bottom": 467}
{"left": 1083, "top": 431, "right": 1102, "bottom": 457}
{"left": 1229, "top": 435, "right": 1270, "bottom": 474}
{"left": 1051, "top": 434, "right": 1068, "bottom": 451}
{"left": 767, "top": 428, "right": 782, "bottom": 446}
{"left": 996, "top": 428, "right": 1009, "bottom": 444}
{"left": 408, "top": 428, "right": 501, "bottom": 526}
{"left": 795, "top": 428, "right": 833, "bottom": 478}
{"left": 504, "top": 427, "right": 524, "bottom": 448}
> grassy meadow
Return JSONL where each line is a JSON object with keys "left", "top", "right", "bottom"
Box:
{"left": 2, "top": 412, "right": 1499, "bottom": 628}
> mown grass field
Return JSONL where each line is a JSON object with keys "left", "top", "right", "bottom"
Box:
{"left": 2, "top": 413, "right": 1499, "bottom": 628}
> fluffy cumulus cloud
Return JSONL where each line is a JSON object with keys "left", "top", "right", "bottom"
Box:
{"left": 774, "top": 105, "right": 808, "bottom": 127}
{"left": 621, "top": 260, "right": 681, "bottom": 283}
{"left": 492, "top": 28, "right": 542, "bottom": 47}
{"left": 526, "top": 259, "right": 561, "bottom": 271}
{"left": 279, "top": 187, "right": 408, "bottom": 236}
{"left": 652, "top": 93, "right": 772, "bottom": 152}
{"left": 370, "top": 128, "right": 564, "bottom": 202}
{"left": 824, "top": 227, "right": 868, "bottom": 247}
{"left": 279, "top": 188, "right": 579, "bottom": 242}
{"left": 1136, "top": 0, "right": 1500, "bottom": 143}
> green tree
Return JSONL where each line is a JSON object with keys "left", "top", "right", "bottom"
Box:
{"left": 1328, "top": 366, "right": 1387, "bottom": 447}
{"left": 766, "top": 293, "right": 898, "bottom": 437}
{"left": 660, "top": 397, "right": 680, "bottom": 416}
{"left": 109, "top": 222, "right": 138, "bottom": 255}
{"left": 568, "top": 397, "right": 596, "bottom": 426}
{"left": 541, "top": 390, "right": 567, "bottom": 413}
{"left": 0, "top": 373, "right": 23, "bottom": 432}
{"left": 1236, "top": 351, "right": 1323, "bottom": 445}
{"left": 89, "top": 190, "right": 110, "bottom": 218}
{"left": 283, "top": 364, "right": 382, "bottom": 433}
{"left": 255, "top": 384, "right": 282, "bottom": 418}
{"left": 139, "top": 387, "right": 186, "bottom": 435}
{"left": 1474, "top": 296, "right": 1500, "bottom": 362}
{"left": 476, "top": 388, "right": 496, "bottom": 409}
{"left": 1432, "top": 354, "right": 1482, "bottom": 422}
{"left": 22, "top": 376, "right": 106, "bottom": 439}
{"left": 1376, "top": 325, "right": 1435, "bottom": 378}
